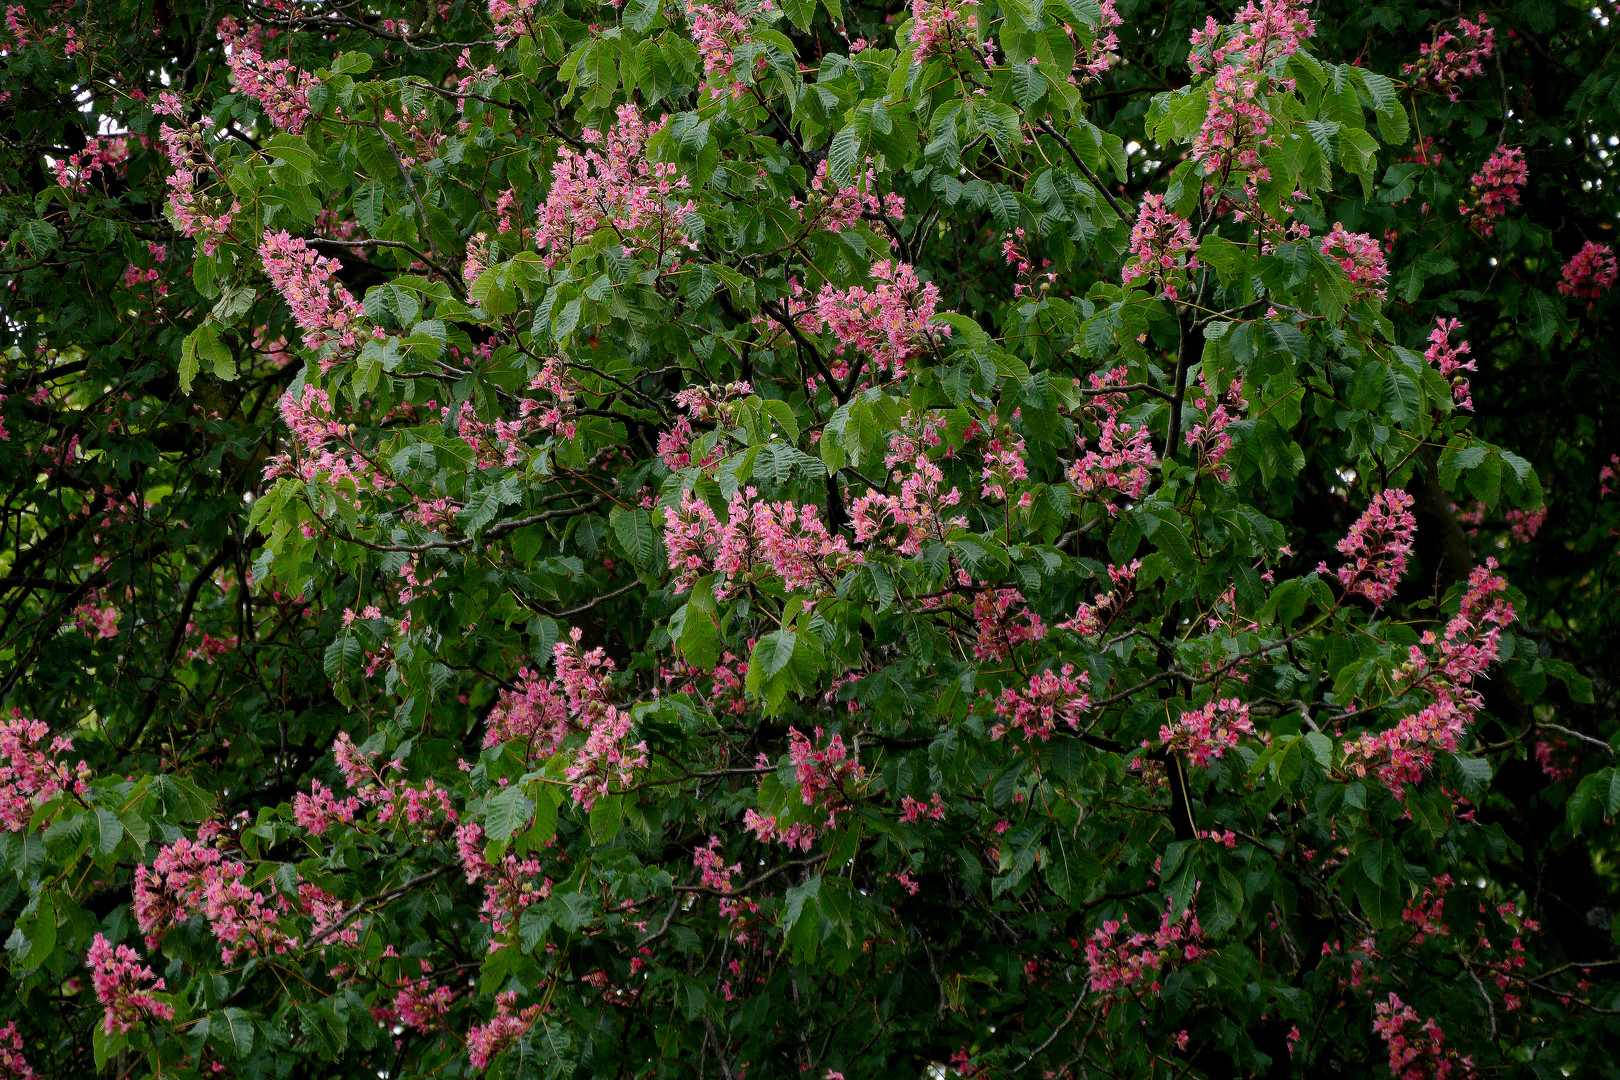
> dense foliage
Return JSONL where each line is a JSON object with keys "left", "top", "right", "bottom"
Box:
{"left": 2, "top": 0, "right": 1619, "bottom": 1074}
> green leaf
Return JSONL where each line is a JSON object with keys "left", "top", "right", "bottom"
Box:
{"left": 92, "top": 807, "right": 125, "bottom": 856}
{"left": 487, "top": 784, "right": 535, "bottom": 844}
{"left": 264, "top": 134, "right": 316, "bottom": 179}
{"left": 212, "top": 1008, "right": 256, "bottom": 1058}
{"left": 754, "top": 630, "right": 797, "bottom": 679}
{"left": 611, "top": 505, "right": 656, "bottom": 567}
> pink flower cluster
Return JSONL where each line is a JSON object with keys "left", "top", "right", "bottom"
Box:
{"left": 1461, "top": 146, "right": 1527, "bottom": 234}
{"left": 991, "top": 664, "right": 1092, "bottom": 741}
{"left": 1372, "top": 993, "right": 1474, "bottom": 1079}
{"left": 293, "top": 780, "right": 361, "bottom": 836}
{"left": 687, "top": 0, "right": 756, "bottom": 99}
{"left": 466, "top": 991, "right": 544, "bottom": 1070}
{"left": 1121, "top": 194, "right": 1195, "bottom": 299}
{"left": 900, "top": 793, "right": 947, "bottom": 822}
{"left": 1424, "top": 318, "right": 1475, "bottom": 411}
{"left": 1185, "top": 373, "right": 1247, "bottom": 481}
{"left": 1188, "top": 0, "right": 1315, "bottom": 186}
{"left": 1070, "top": 0, "right": 1122, "bottom": 81}
{"left": 971, "top": 587, "right": 1047, "bottom": 660}
{"left": 87, "top": 934, "right": 175, "bottom": 1034}
{"left": 1344, "top": 559, "right": 1516, "bottom": 797}
{"left": 1067, "top": 367, "right": 1155, "bottom": 513}
{"left": 1404, "top": 16, "right": 1493, "bottom": 101}
{"left": 694, "top": 835, "right": 742, "bottom": 891}
{"left": 910, "top": 0, "right": 987, "bottom": 63}
{"left": 156, "top": 115, "right": 239, "bottom": 256}
{"left": 849, "top": 415, "right": 966, "bottom": 556}
{"left": 664, "top": 487, "right": 861, "bottom": 598}
{"left": 1085, "top": 901, "right": 1205, "bottom": 1010}
{"left": 1161, "top": 698, "right": 1254, "bottom": 767}
{"left": 1558, "top": 240, "right": 1617, "bottom": 300}
{"left": 790, "top": 161, "right": 906, "bottom": 236}
{"left": 456, "top": 822, "right": 553, "bottom": 944}
{"left": 217, "top": 18, "right": 313, "bottom": 133}
{"left": 259, "top": 230, "right": 374, "bottom": 360}
{"left": 534, "top": 105, "right": 696, "bottom": 271}
{"left": 1319, "top": 223, "right": 1389, "bottom": 300}
{"left": 781, "top": 260, "right": 946, "bottom": 386}
{"left": 133, "top": 836, "right": 300, "bottom": 962}
{"left": 1058, "top": 560, "right": 1142, "bottom": 638}
{"left": 0, "top": 711, "right": 89, "bottom": 832}
{"left": 787, "top": 726, "right": 866, "bottom": 822}
{"left": 1324, "top": 489, "right": 1417, "bottom": 607}
{"left": 0, "top": 1021, "right": 31, "bottom": 1080}
{"left": 487, "top": 0, "right": 540, "bottom": 48}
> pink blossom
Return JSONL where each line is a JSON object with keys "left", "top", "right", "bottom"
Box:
{"left": 1424, "top": 318, "right": 1476, "bottom": 411}
{"left": 1067, "top": 367, "right": 1155, "bottom": 512}
{"left": 1085, "top": 900, "right": 1205, "bottom": 1010}
{"left": 1461, "top": 146, "right": 1527, "bottom": 233}
{"left": 1320, "top": 223, "right": 1389, "bottom": 300}
{"left": 1372, "top": 993, "right": 1475, "bottom": 1079}
{"left": 259, "top": 230, "right": 373, "bottom": 359}
{"left": 1324, "top": 489, "right": 1417, "bottom": 607}
{"left": 534, "top": 105, "right": 696, "bottom": 271}
{"left": 455, "top": 822, "right": 553, "bottom": 944}
{"left": 466, "top": 991, "right": 544, "bottom": 1069}
{"left": 1122, "top": 194, "right": 1195, "bottom": 298}
{"left": 694, "top": 836, "right": 742, "bottom": 891}
{"left": 217, "top": 18, "right": 313, "bottom": 132}
{"left": 777, "top": 260, "right": 946, "bottom": 386}
{"left": 87, "top": 934, "right": 175, "bottom": 1034}
{"left": 992, "top": 664, "right": 1092, "bottom": 741}
{"left": 910, "top": 0, "right": 987, "bottom": 63}
{"left": 1344, "top": 560, "right": 1516, "bottom": 797}
{"left": 1188, "top": 0, "right": 1315, "bottom": 186}
{"left": 971, "top": 587, "right": 1047, "bottom": 661}
{"left": 0, "top": 711, "right": 89, "bottom": 832}
{"left": 0, "top": 1021, "right": 33, "bottom": 1080}
{"left": 1558, "top": 240, "right": 1617, "bottom": 300}
{"left": 294, "top": 781, "right": 361, "bottom": 836}
{"left": 1185, "top": 372, "right": 1247, "bottom": 480}
{"left": 1404, "top": 16, "right": 1493, "bottom": 101}
{"left": 1162, "top": 698, "right": 1254, "bottom": 767}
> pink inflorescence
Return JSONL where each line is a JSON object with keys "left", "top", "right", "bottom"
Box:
{"left": 0, "top": 1021, "right": 32, "bottom": 1080}
{"left": 1319, "top": 223, "right": 1388, "bottom": 300}
{"left": 1372, "top": 993, "right": 1475, "bottom": 1079}
{"left": 259, "top": 230, "right": 374, "bottom": 359}
{"left": 1404, "top": 15, "right": 1493, "bottom": 101}
{"left": 686, "top": 0, "right": 757, "bottom": 99}
{"left": 664, "top": 486, "right": 862, "bottom": 599}
{"left": 0, "top": 711, "right": 89, "bottom": 832}
{"left": 1461, "top": 146, "right": 1527, "bottom": 234}
{"left": 1344, "top": 559, "right": 1516, "bottom": 798}
{"left": 1323, "top": 489, "right": 1417, "bottom": 607}
{"left": 781, "top": 260, "right": 946, "bottom": 386}
{"left": 1121, "top": 194, "right": 1195, "bottom": 299}
{"left": 466, "top": 991, "right": 544, "bottom": 1070}
{"left": 992, "top": 664, "right": 1092, "bottom": 742}
{"left": 1085, "top": 900, "right": 1206, "bottom": 1012}
{"left": 910, "top": 0, "right": 987, "bottom": 63}
{"left": 1557, "top": 240, "right": 1618, "bottom": 300}
{"left": 1187, "top": 0, "right": 1316, "bottom": 187}
{"left": 1424, "top": 318, "right": 1476, "bottom": 411}
{"left": 87, "top": 934, "right": 176, "bottom": 1034}
{"left": 1162, "top": 698, "right": 1254, "bottom": 767}
{"left": 534, "top": 105, "right": 696, "bottom": 271}
{"left": 217, "top": 18, "right": 313, "bottom": 133}
{"left": 1067, "top": 367, "right": 1155, "bottom": 513}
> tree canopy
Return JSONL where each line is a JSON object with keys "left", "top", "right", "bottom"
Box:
{"left": 1, "top": 0, "right": 1619, "bottom": 1075}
